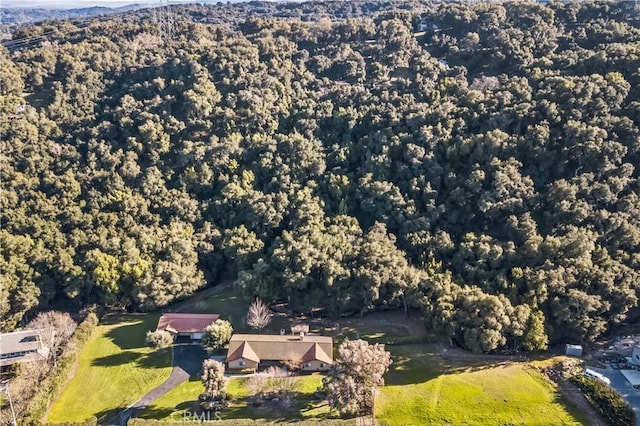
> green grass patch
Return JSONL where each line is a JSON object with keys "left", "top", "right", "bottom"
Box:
{"left": 174, "top": 286, "right": 249, "bottom": 328}
{"left": 47, "top": 313, "right": 172, "bottom": 424}
{"left": 328, "top": 312, "right": 431, "bottom": 347}
{"left": 140, "top": 374, "right": 330, "bottom": 422}
{"left": 377, "top": 345, "right": 587, "bottom": 426}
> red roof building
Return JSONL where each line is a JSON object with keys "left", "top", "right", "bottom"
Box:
{"left": 156, "top": 313, "right": 219, "bottom": 340}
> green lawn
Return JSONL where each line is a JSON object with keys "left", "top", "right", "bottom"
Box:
{"left": 47, "top": 313, "right": 172, "bottom": 423}
{"left": 376, "top": 344, "right": 589, "bottom": 426}
{"left": 174, "top": 286, "right": 249, "bottom": 328}
{"left": 140, "top": 374, "right": 332, "bottom": 422}
{"left": 46, "top": 291, "right": 589, "bottom": 426}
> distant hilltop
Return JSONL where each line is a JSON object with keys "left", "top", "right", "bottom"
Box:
{"left": 0, "top": 4, "right": 148, "bottom": 25}
{"left": 0, "top": 0, "right": 155, "bottom": 8}
{"left": 0, "top": 1, "right": 301, "bottom": 25}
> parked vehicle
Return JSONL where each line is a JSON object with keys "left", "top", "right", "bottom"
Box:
{"left": 584, "top": 368, "right": 611, "bottom": 385}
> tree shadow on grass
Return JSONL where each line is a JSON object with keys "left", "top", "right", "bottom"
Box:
{"left": 94, "top": 399, "right": 134, "bottom": 426}
{"left": 136, "top": 404, "right": 188, "bottom": 420}
{"left": 385, "top": 353, "right": 442, "bottom": 385}
{"left": 91, "top": 350, "right": 141, "bottom": 367}
{"left": 136, "top": 350, "right": 172, "bottom": 369}
{"left": 139, "top": 401, "right": 222, "bottom": 422}
{"left": 552, "top": 388, "right": 599, "bottom": 425}
{"left": 443, "top": 361, "right": 513, "bottom": 375}
{"left": 91, "top": 349, "right": 171, "bottom": 370}
{"left": 104, "top": 321, "right": 148, "bottom": 350}
{"left": 94, "top": 407, "right": 121, "bottom": 424}
{"left": 220, "top": 391, "right": 328, "bottom": 422}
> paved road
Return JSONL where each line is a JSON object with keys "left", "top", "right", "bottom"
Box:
{"left": 591, "top": 366, "right": 640, "bottom": 425}
{"left": 107, "top": 344, "right": 206, "bottom": 426}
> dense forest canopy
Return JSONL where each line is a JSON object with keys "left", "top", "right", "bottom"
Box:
{"left": 2, "top": 0, "right": 640, "bottom": 352}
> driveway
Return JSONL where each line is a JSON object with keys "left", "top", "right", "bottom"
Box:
{"left": 107, "top": 344, "right": 206, "bottom": 426}
{"left": 590, "top": 366, "right": 640, "bottom": 425}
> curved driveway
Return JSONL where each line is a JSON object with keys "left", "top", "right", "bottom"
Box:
{"left": 108, "top": 343, "right": 206, "bottom": 426}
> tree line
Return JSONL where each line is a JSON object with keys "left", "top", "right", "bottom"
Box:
{"left": 2, "top": 0, "right": 640, "bottom": 352}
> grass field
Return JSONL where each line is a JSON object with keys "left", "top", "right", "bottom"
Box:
{"left": 139, "top": 374, "right": 332, "bottom": 422}
{"left": 140, "top": 344, "right": 588, "bottom": 425}
{"left": 377, "top": 344, "right": 589, "bottom": 426}
{"left": 47, "top": 313, "right": 172, "bottom": 423}
{"left": 45, "top": 288, "right": 590, "bottom": 425}
{"left": 174, "top": 286, "right": 249, "bottom": 328}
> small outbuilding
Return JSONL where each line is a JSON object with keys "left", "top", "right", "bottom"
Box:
{"left": 156, "top": 313, "right": 219, "bottom": 341}
{"left": 565, "top": 344, "right": 583, "bottom": 357}
{"left": 291, "top": 323, "right": 309, "bottom": 335}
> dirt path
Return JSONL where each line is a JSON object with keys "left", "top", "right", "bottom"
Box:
{"left": 438, "top": 345, "right": 530, "bottom": 363}
{"left": 540, "top": 370, "right": 608, "bottom": 426}
{"left": 356, "top": 415, "right": 376, "bottom": 426}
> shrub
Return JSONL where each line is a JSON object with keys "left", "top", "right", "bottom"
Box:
{"left": 145, "top": 330, "right": 173, "bottom": 349}
{"left": 570, "top": 374, "right": 636, "bottom": 426}
{"left": 203, "top": 319, "right": 233, "bottom": 350}
{"left": 282, "top": 351, "right": 304, "bottom": 372}
{"left": 202, "top": 359, "right": 227, "bottom": 400}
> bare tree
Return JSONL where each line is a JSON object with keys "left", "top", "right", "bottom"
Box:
{"left": 248, "top": 367, "right": 300, "bottom": 409}
{"left": 3, "top": 312, "right": 78, "bottom": 419}
{"left": 282, "top": 351, "right": 304, "bottom": 372}
{"left": 247, "top": 373, "right": 269, "bottom": 397}
{"left": 322, "top": 338, "right": 392, "bottom": 416}
{"left": 26, "top": 311, "right": 77, "bottom": 366}
{"left": 245, "top": 298, "right": 272, "bottom": 332}
{"left": 266, "top": 366, "right": 300, "bottom": 408}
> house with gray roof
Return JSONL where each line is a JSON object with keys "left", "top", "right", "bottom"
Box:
{"left": 0, "top": 330, "right": 50, "bottom": 367}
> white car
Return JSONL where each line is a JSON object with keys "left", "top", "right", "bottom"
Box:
{"left": 584, "top": 368, "right": 611, "bottom": 385}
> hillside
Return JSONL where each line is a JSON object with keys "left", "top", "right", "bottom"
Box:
{"left": 1, "top": 0, "right": 640, "bottom": 352}
{"left": 0, "top": 6, "right": 131, "bottom": 25}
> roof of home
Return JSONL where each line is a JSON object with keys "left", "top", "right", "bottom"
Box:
{"left": 303, "top": 342, "right": 333, "bottom": 364}
{"left": 156, "top": 313, "right": 220, "bottom": 334}
{"left": 227, "top": 341, "right": 260, "bottom": 363}
{"left": 226, "top": 334, "right": 333, "bottom": 364}
{"left": 0, "top": 329, "right": 50, "bottom": 366}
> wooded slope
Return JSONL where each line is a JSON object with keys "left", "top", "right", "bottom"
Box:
{"left": 2, "top": 0, "right": 639, "bottom": 352}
